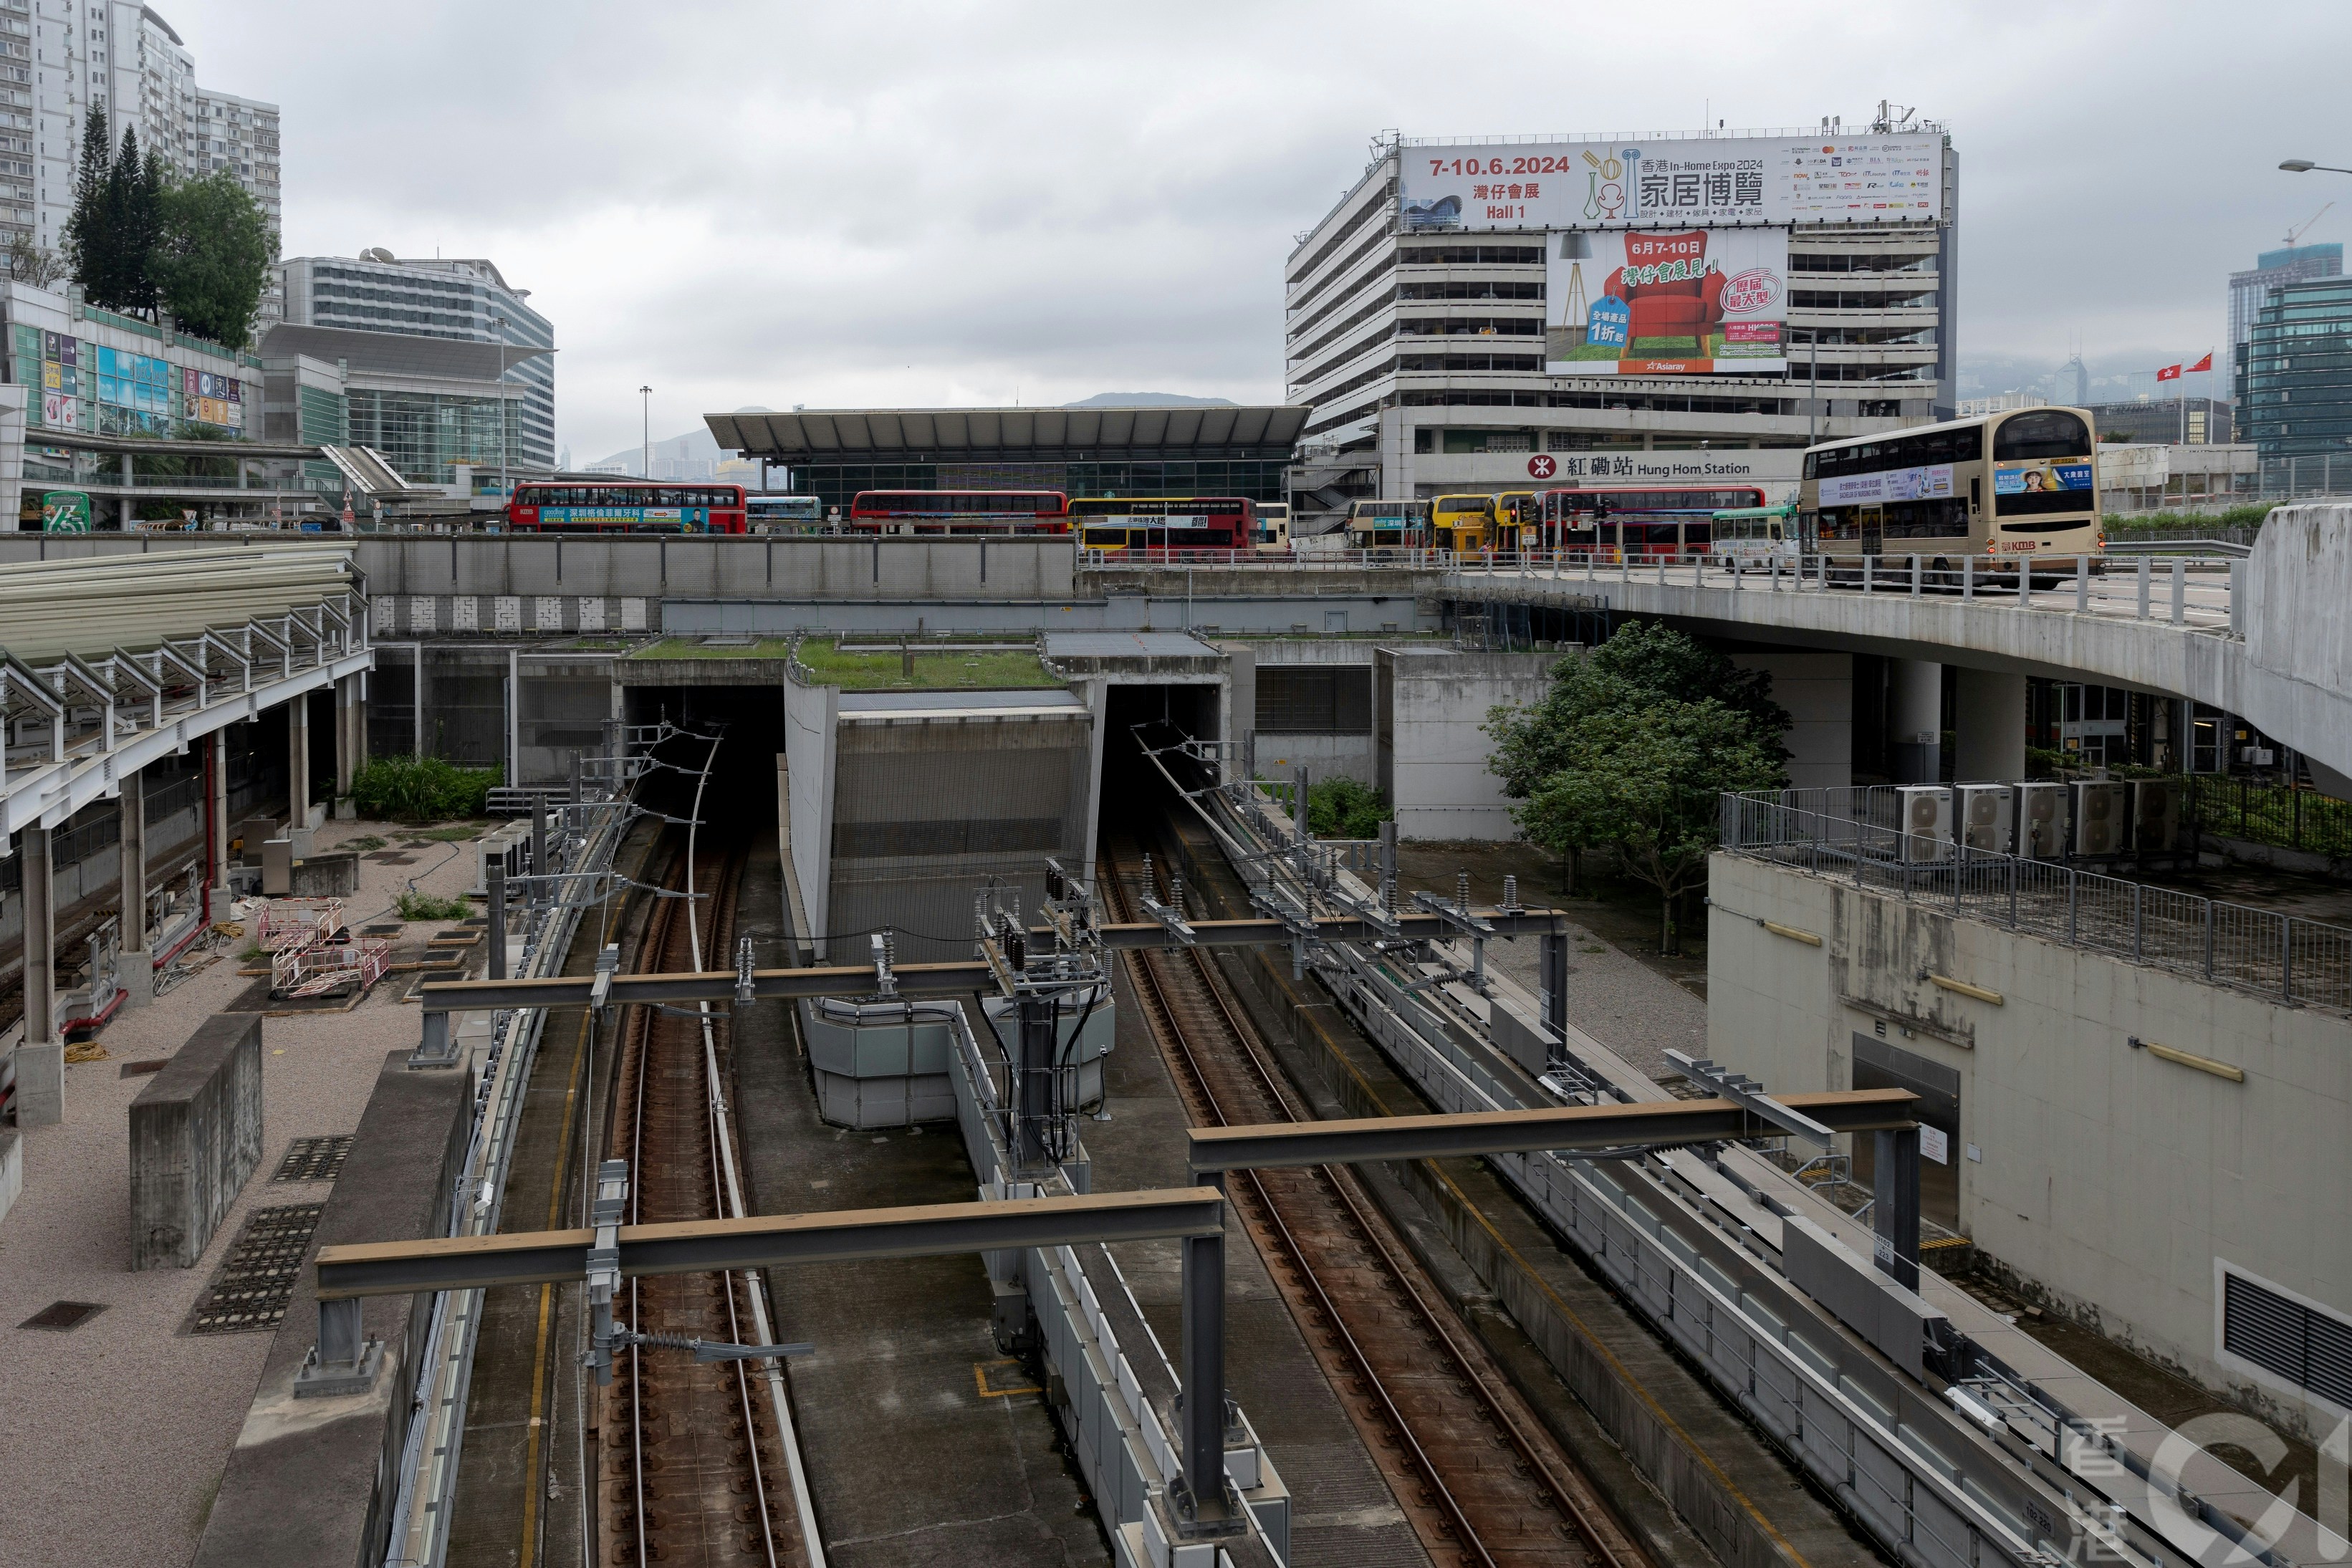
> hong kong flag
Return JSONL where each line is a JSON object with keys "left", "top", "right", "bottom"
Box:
{"left": 2156, "top": 363, "right": 2183, "bottom": 382}
{"left": 2187, "top": 352, "right": 2214, "bottom": 372}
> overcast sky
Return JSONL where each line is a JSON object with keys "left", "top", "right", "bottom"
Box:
{"left": 163, "top": 0, "right": 2352, "bottom": 458}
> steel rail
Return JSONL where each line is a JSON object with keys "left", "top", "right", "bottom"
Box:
{"left": 1103, "top": 837, "right": 1644, "bottom": 1568}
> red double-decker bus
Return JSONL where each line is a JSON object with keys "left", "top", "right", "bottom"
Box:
{"left": 506, "top": 481, "right": 747, "bottom": 533}
{"left": 1070, "top": 496, "right": 1257, "bottom": 555}
{"left": 1533, "top": 484, "right": 1767, "bottom": 558}
{"left": 846, "top": 489, "right": 1070, "bottom": 534}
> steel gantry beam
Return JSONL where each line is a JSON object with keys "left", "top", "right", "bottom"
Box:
{"left": 1181, "top": 1090, "right": 1921, "bottom": 1173}
{"left": 416, "top": 908, "right": 1566, "bottom": 1021}
{"left": 313, "top": 1188, "right": 1227, "bottom": 1300}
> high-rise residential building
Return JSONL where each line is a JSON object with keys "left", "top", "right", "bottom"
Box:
{"left": 2227, "top": 243, "right": 2341, "bottom": 361}
{"left": 279, "top": 251, "right": 557, "bottom": 473}
{"left": 17, "top": 3, "right": 282, "bottom": 324}
{"left": 1283, "top": 120, "right": 1957, "bottom": 515}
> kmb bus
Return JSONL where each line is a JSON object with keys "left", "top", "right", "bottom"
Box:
{"left": 1071, "top": 496, "right": 1256, "bottom": 554}
{"left": 506, "top": 482, "right": 748, "bottom": 533}
{"left": 1343, "top": 499, "right": 1434, "bottom": 552}
{"left": 846, "top": 490, "right": 1071, "bottom": 534}
{"left": 1532, "top": 484, "right": 1768, "bottom": 559}
{"left": 745, "top": 494, "right": 824, "bottom": 532}
{"left": 1800, "top": 406, "right": 2101, "bottom": 581}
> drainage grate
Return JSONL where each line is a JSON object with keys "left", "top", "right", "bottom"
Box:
{"left": 274, "top": 1136, "right": 354, "bottom": 1183}
{"left": 19, "top": 1300, "right": 106, "bottom": 1332}
{"left": 186, "top": 1203, "right": 325, "bottom": 1335}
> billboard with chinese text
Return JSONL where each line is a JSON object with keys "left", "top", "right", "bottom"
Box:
{"left": 1546, "top": 227, "right": 1787, "bottom": 376}
{"left": 1399, "top": 133, "right": 1943, "bottom": 232}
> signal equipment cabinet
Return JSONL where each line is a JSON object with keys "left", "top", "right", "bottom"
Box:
{"left": 2015, "top": 781, "right": 2069, "bottom": 859}
{"left": 2072, "top": 781, "right": 2129, "bottom": 857}
{"left": 1956, "top": 784, "right": 2015, "bottom": 856}
{"left": 1897, "top": 785, "right": 1953, "bottom": 862}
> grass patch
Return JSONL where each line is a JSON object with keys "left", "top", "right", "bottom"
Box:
{"left": 792, "top": 638, "right": 1063, "bottom": 691}
{"left": 347, "top": 834, "right": 388, "bottom": 852}
{"left": 629, "top": 637, "right": 800, "bottom": 660}
{"left": 410, "top": 825, "right": 484, "bottom": 842}
{"left": 349, "top": 756, "right": 501, "bottom": 822}
{"left": 396, "top": 890, "right": 472, "bottom": 921}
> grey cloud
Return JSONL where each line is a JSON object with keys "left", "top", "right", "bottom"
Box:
{"left": 158, "top": 0, "right": 2352, "bottom": 456}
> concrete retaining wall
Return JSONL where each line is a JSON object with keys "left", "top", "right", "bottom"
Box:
{"left": 128, "top": 1011, "right": 264, "bottom": 1269}
{"left": 1378, "top": 648, "right": 1555, "bottom": 840}
{"left": 1705, "top": 850, "right": 2352, "bottom": 1443}
{"left": 190, "top": 1051, "right": 474, "bottom": 1568}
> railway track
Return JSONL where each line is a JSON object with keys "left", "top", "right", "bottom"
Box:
{"left": 601, "top": 834, "right": 811, "bottom": 1568}
{"left": 1100, "top": 829, "right": 1646, "bottom": 1568}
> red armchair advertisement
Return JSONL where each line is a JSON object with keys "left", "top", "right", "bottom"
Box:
{"left": 1547, "top": 226, "right": 1789, "bottom": 376}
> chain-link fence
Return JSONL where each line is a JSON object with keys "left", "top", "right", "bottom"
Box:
{"left": 1722, "top": 791, "right": 2352, "bottom": 1011}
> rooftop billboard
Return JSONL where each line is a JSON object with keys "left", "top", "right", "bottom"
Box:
{"left": 1398, "top": 133, "right": 1944, "bottom": 233}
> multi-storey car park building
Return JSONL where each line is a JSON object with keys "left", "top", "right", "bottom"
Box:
{"left": 279, "top": 251, "right": 556, "bottom": 473}
{"left": 16, "top": 6, "right": 282, "bottom": 317}
{"left": 1284, "top": 121, "right": 1957, "bottom": 521}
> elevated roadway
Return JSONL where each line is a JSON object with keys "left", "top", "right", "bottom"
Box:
{"left": 5, "top": 507, "right": 2348, "bottom": 779}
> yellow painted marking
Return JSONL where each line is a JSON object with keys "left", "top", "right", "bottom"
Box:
{"left": 974, "top": 1358, "right": 1043, "bottom": 1398}
{"left": 2136, "top": 1039, "right": 2245, "bottom": 1082}
{"left": 1928, "top": 973, "right": 2002, "bottom": 1005}
{"left": 1761, "top": 920, "right": 1823, "bottom": 947}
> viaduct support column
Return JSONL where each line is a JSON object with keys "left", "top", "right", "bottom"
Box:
{"left": 287, "top": 692, "right": 312, "bottom": 846}
{"left": 333, "top": 674, "right": 363, "bottom": 816}
{"left": 1953, "top": 669, "right": 2027, "bottom": 783}
{"left": 1888, "top": 659, "right": 1941, "bottom": 785}
{"left": 206, "top": 728, "right": 232, "bottom": 923}
{"left": 13, "top": 824, "right": 62, "bottom": 1125}
{"left": 118, "top": 773, "right": 150, "bottom": 1011}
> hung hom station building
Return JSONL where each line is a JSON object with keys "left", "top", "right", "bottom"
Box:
{"left": 1284, "top": 120, "right": 1960, "bottom": 521}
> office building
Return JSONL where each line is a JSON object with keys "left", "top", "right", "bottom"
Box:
{"left": 2237, "top": 276, "right": 2352, "bottom": 489}
{"left": 1284, "top": 120, "right": 1957, "bottom": 515}
{"left": 2228, "top": 242, "right": 2340, "bottom": 362}
{"left": 259, "top": 320, "right": 546, "bottom": 488}
{"left": 279, "top": 252, "right": 555, "bottom": 473}
{"left": 19, "top": 5, "right": 282, "bottom": 317}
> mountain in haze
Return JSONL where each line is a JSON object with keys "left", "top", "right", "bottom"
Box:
{"left": 1062, "top": 393, "right": 1238, "bottom": 408}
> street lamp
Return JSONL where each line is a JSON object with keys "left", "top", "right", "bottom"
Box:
{"left": 488, "top": 312, "right": 512, "bottom": 504}
{"left": 639, "top": 385, "right": 653, "bottom": 480}
{"left": 2280, "top": 160, "right": 2352, "bottom": 175}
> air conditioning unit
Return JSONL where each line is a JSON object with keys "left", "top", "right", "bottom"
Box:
{"left": 2240, "top": 746, "right": 2275, "bottom": 767}
{"left": 2073, "top": 781, "right": 2128, "bottom": 856}
{"left": 2015, "top": 781, "right": 2069, "bottom": 859}
{"left": 1898, "top": 785, "right": 1953, "bottom": 862}
{"left": 1956, "top": 784, "right": 2015, "bottom": 856}
{"left": 2132, "top": 779, "right": 2183, "bottom": 852}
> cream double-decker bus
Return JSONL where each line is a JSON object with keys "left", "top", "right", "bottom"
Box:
{"left": 1801, "top": 406, "right": 2101, "bottom": 581}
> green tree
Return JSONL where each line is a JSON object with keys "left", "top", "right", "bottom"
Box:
{"left": 1487, "top": 621, "right": 1791, "bottom": 952}
{"left": 153, "top": 173, "right": 276, "bottom": 349}
{"left": 1307, "top": 776, "right": 1390, "bottom": 839}
{"left": 107, "top": 125, "right": 163, "bottom": 314}
{"left": 1519, "top": 701, "right": 1785, "bottom": 953}
{"left": 62, "top": 105, "right": 113, "bottom": 302}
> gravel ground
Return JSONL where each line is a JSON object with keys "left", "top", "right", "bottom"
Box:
{"left": 0, "top": 819, "right": 480, "bottom": 1568}
{"left": 1396, "top": 842, "right": 1706, "bottom": 1081}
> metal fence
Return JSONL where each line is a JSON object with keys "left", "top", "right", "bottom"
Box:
{"left": 2189, "top": 775, "right": 2352, "bottom": 860}
{"left": 1721, "top": 791, "right": 2352, "bottom": 1011}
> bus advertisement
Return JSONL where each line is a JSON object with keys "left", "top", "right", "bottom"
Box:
{"left": 507, "top": 483, "right": 748, "bottom": 533}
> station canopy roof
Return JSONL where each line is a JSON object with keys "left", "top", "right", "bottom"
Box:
{"left": 706, "top": 405, "right": 1310, "bottom": 458}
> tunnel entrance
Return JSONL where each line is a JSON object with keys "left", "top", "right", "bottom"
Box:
{"left": 1098, "top": 682, "right": 1221, "bottom": 844}
{"left": 621, "top": 683, "right": 788, "bottom": 819}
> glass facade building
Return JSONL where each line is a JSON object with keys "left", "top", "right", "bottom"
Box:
{"left": 6, "top": 306, "right": 259, "bottom": 438}
{"left": 2228, "top": 243, "right": 2341, "bottom": 362}
{"left": 345, "top": 389, "right": 520, "bottom": 488}
{"left": 2237, "top": 277, "right": 2352, "bottom": 461}
{"left": 280, "top": 254, "right": 555, "bottom": 471}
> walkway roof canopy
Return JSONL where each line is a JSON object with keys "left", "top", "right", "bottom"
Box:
{"left": 706, "top": 405, "right": 1310, "bottom": 458}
